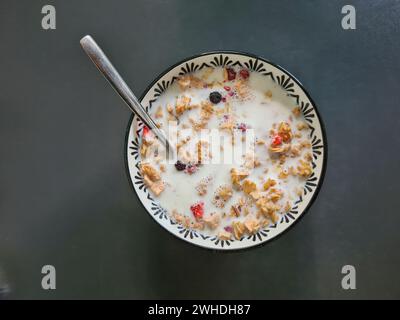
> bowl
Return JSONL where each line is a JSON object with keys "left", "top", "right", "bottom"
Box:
{"left": 125, "top": 51, "right": 327, "bottom": 250}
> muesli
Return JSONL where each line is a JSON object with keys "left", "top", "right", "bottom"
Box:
{"left": 139, "top": 66, "right": 313, "bottom": 240}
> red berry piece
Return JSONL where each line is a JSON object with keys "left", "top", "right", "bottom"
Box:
{"left": 224, "top": 86, "right": 231, "bottom": 91}
{"left": 226, "top": 68, "right": 236, "bottom": 81}
{"left": 237, "top": 123, "right": 247, "bottom": 132}
{"left": 186, "top": 164, "right": 198, "bottom": 174}
{"left": 209, "top": 91, "right": 222, "bottom": 104}
{"left": 239, "top": 69, "right": 250, "bottom": 79}
{"left": 190, "top": 202, "right": 204, "bottom": 219}
{"left": 224, "top": 226, "right": 233, "bottom": 233}
{"left": 271, "top": 135, "right": 283, "bottom": 146}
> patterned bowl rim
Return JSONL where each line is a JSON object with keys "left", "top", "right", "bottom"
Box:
{"left": 124, "top": 50, "right": 328, "bottom": 251}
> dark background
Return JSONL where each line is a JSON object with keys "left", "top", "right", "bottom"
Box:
{"left": 0, "top": 0, "right": 399, "bottom": 299}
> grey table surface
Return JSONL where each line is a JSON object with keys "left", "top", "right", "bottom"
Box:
{"left": 0, "top": 0, "right": 399, "bottom": 299}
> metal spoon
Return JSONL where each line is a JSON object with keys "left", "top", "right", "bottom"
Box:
{"left": 80, "top": 35, "right": 174, "bottom": 156}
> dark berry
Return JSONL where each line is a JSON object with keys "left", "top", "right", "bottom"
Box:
{"left": 142, "top": 125, "right": 150, "bottom": 136}
{"left": 209, "top": 91, "right": 222, "bottom": 104}
{"left": 237, "top": 123, "right": 247, "bottom": 132}
{"left": 239, "top": 69, "right": 250, "bottom": 79}
{"left": 226, "top": 68, "right": 236, "bottom": 81}
{"left": 175, "top": 160, "right": 186, "bottom": 171}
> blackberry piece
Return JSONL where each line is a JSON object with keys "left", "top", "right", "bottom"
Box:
{"left": 209, "top": 91, "right": 222, "bottom": 104}
{"left": 175, "top": 160, "right": 186, "bottom": 171}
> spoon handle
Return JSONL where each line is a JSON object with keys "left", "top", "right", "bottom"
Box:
{"left": 80, "top": 35, "right": 174, "bottom": 155}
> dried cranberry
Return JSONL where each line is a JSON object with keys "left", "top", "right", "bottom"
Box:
{"left": 239, "top": 69, "right": 250, "bottom": 79}
{"left": 174, "top": 160, "right": 186, "bottom": 171}
{"left": 224, "top": 226, "right": 233, "bottom": 233}
{"left": 190, "top": 202, "right": 204, "bottom": 219}
{"left": 224, "top": 86, "right": 231, "bottom": 91}
{"left": 271, "top": 135, "right": 283, "bottom": 146}
{"left": 209, "top": 91, "right": 222, "bottom": 104}
{"left": 237, "top": 123, "right": 247, "bottom": 132}
{"left": 186, "top": 164, "right": 198, "bottom": 174}
{"left": 226, "top": 68, "right": 236, "bottom": 81}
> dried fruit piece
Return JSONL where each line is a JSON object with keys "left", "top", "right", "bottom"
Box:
{"left": 186, "top": 164, "right": 198, "bottom": 175}
{"left": 237, "top": 123, "right": 248, "bottom": 132}
{"left": 224, "top": 226, "right": 233, "bottom": 233}
{"left": 226, "top": 67, "right": 236, "bottom": 81}
{"left": 242, "top": 180, "right": 257, "bottom": 194}
{"left": 174, "top": 160, "right": 186, "bottom": 171}
{"left": 209, "top": 91, "right": 222, "bottom": 104}
{"left": 190, "top": 201, "right": 204, "bottom": 219}
{"left": 239, "top": 69, "right": 250, "bottom": 79}
{"left": 142, "top": 125, "right": 150, "bottom": 137}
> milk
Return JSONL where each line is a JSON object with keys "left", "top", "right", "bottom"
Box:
{"left": 142, "top": 67, "right": 311, "bottom": 237}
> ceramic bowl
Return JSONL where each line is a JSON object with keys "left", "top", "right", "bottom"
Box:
{"left": 125, "top": 51, "right": 327, "bottom": 250}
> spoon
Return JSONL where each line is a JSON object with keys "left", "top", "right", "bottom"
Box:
{"left": 80, "top": 35, "right": 174, "bottom": 157}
